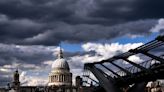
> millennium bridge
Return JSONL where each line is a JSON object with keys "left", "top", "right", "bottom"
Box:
{"left": 83, "top": 35, "right": 164, "bottom": 92}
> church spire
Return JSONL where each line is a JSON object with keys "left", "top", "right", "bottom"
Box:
{"left": 58, "top": 44, "right": 63, "bottom": 59}
{"left": 16, "top": 66, "right": 18, "bottom": 73}
{"left": 13, "top": 67, "right": 20, "bottom": 90}
{"left": 14, "top": 67, "right": 19, "bottom": 82}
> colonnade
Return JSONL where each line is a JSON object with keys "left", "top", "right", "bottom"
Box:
{"left": 49, "top": 74, "right": 71, "bottom": 82}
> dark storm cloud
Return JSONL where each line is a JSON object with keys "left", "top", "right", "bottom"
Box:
{"left": 0, "top": 0, "right": 163, "bottom": 45}
{"left": 0, "top": 44, "right": 55, "bottom": 66}
{"left": 23, "top": 19, "right": 157, "bottom": 45}
{"left": 0, "top": 0, "right": 163, "bottom": 24}
{"left": 0, "top": 0, "right": 74, "bottom": 21}
{"left": 0, "top": 43, "right": 92, "bottom": 69}
{"left": 90, "top": 0, "right": 164, "bottom": 23}
{"left": 132, "top": 0, "right": 164, "bottom": 20}
{"left": 0, "top": 15, "right": 158, "bottom": 45}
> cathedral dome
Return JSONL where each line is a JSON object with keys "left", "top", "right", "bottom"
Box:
{"left": 48, "top": 47, "right": 72, "bottom": 86}
{"left": 52, "top": 58, "right": 70, "bottom": 70}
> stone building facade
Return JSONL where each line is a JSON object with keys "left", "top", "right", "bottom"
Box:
{"left": 48, "top": 49, "right": 72, "bottom": 86}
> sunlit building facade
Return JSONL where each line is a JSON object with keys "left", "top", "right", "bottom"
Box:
{"left": 48, "top": 49, "right": 72, "bottom": 86}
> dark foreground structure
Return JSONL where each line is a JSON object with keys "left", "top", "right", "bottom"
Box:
{"left": 83, "top": 35, "right": 164, "bottom": 92}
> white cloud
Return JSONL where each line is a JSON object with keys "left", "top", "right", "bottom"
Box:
{"left": 127, "top": 55, "right": 144, "bottom": 64}
{"left": 82, "top": 42, "right": 143, "bottom": 59}
{"left": 128, "top": 55, "right": 143, "bottom": 62}
{"left": 43, "top": 60, "right": 53, "bottom": 66}
{"left": 20, "top": 71, "right": 48, "bottom": 86}
{"left": 70, "top": 55, "right": 103, "bottom": 64}
{"left": 150, "top": 18, "right": 164, "bottom": 33}
{"left": 0, "top": 68, "right": 11, "bottom": 72}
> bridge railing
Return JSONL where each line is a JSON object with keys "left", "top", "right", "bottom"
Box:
{"left": 116, "top": 55, "right": 163, "bottom": 77}
{"left": 83, "top": 35, "right": 164, "bottom": 88}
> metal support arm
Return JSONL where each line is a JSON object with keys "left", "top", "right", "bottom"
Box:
{"left": 110, "top": 62, "right": 132, "bottom": 75}
{"left": 83, "top": 75, "right": 99, "bottom": 84}
{"left": 142, "top": 52, "right": 164, "bottom": 63}
{"left": 85, "top": 65, "right": 122, "bottom": 92}
{"left": 123, "top": 58, "right": 147, "bottom": 71}
{"left": 101, "top": 64, "right": 121, "bottom": 78}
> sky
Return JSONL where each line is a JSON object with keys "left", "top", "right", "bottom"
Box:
{"left": 0, "top": 0, "right": 164, "bottom": 87}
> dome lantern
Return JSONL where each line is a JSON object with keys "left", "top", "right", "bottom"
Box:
{"left": 58, "top": 46, "right": 63, "bottom": 59}
{"left": 52, "top": 47, "right": 70, "bottom": 70}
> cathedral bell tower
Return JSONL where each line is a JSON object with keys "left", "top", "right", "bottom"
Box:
{"left": 12, "top": 68, "right": 20, "bottom": 90}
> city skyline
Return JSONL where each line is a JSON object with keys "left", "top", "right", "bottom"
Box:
{"left": 0, "top": 0, "right": 164, "bottom": 87}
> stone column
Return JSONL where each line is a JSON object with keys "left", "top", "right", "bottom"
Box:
{"left": 57, "top": 75, "right": 59, "bottom": 82}
{"left": 64, "top": 75, "right": 65, "bottom": 81}
{"left": 61, "top": 75, "right": 63, "bottom": 82}
{"left": 55, "top": 75, "right": 57, "bottom": 82}
{"left": 48, "top": 76, "right": 50, "bottom": 82}
{"left": 50, "top": 76, "right": 52, "bottom": 82}
{"left": 59, "top": 75, "right": 61, "bottom": 82}
{"left": 56, "top": 75, "right": 58, "bottom": 82}
{"left": 52, "top": 76, "right": 53, "bottom": 82}
{"left": 62, "top": 75, "right": 64, "bottom": 82}
{"left": 65, "top": 75, "right": 66, "bottom": 82}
